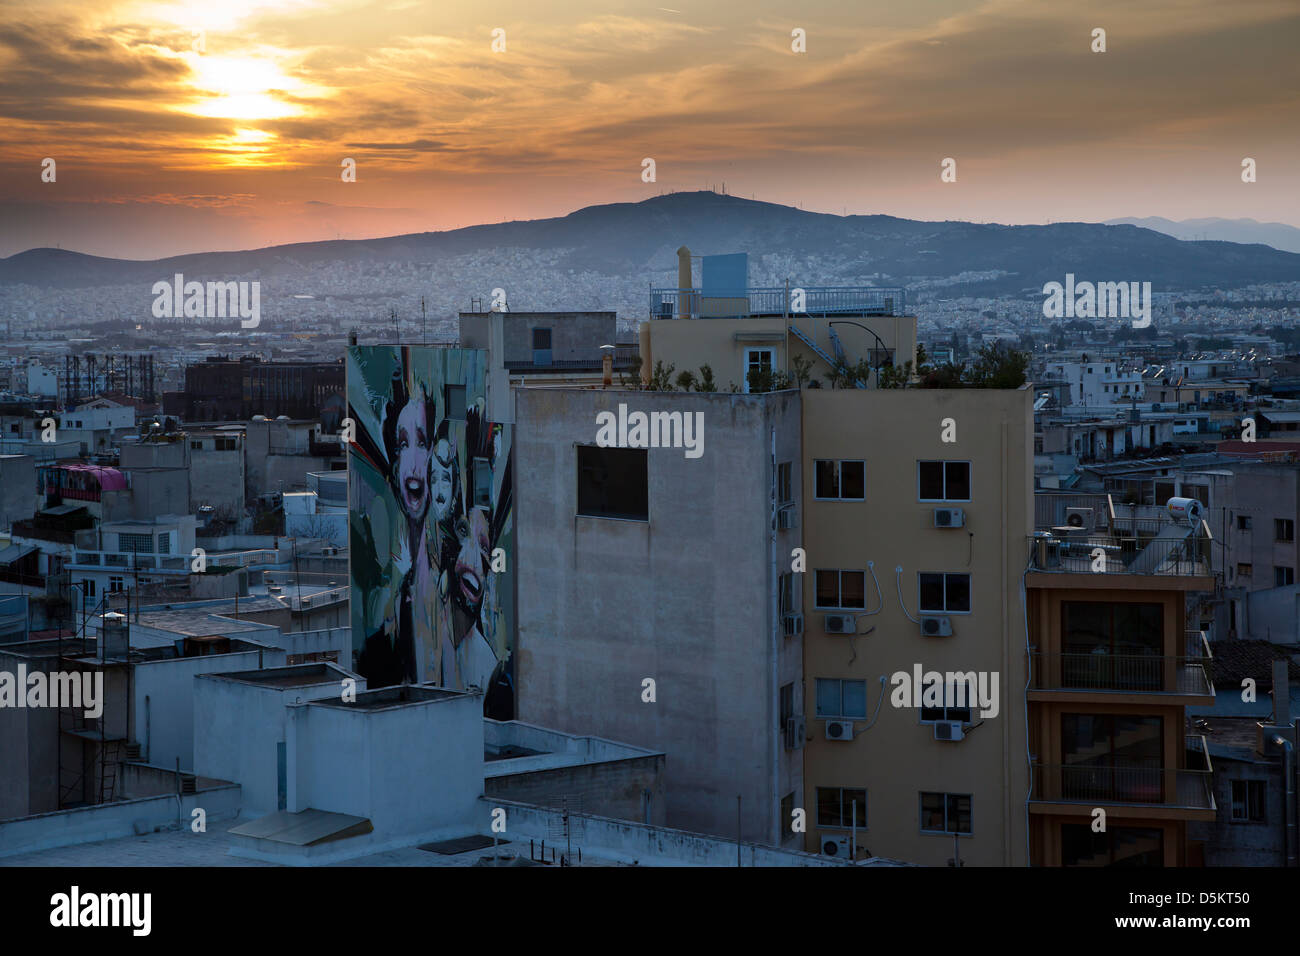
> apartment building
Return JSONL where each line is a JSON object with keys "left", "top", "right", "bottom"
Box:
{"left": 1024, "top": 502, "right": 1218, "bottom": 865}
{"left": 513, "top": 250, "right": 1034, "bottom": 864}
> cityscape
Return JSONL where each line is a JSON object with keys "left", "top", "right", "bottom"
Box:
{"left": 1, "top": 0, "right": 1297, "bottom": 937}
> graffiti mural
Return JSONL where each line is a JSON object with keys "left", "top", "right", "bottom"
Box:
{"left": 347, "top": 346, "right": 514, "bottom": 718}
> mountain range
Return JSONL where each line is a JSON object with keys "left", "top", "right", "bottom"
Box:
{"left": 2, "top": 192, "right": 1298, "bottom": 298}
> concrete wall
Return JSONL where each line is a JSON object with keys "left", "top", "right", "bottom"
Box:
{"left": 482, "top": 798, "right": 882, "bottom": 867}
{"left": 194, "top": 669, "right": 357, "bottom": 817}
{"left": 190, "top": 446, "right": 245, "bottom": 514}
{"left": 515, "top": 386, "right": 802, "bottom": 843}
{"left": 134, "top": 647, "right": 283, "bottom": 772}
{"left": 485, "top": 754, "right": 665, "bottom": 825}
{"left": 0, "top": 783, "right": 240, "bottom": 860}
{"left": 0, "top": 455, "right": 35, "bottom": 530}
{"left": 1190, "top": 758, "right": 1286, "bottom": 866}
{"left": 288, "top": 690, "right": 483, "bottom": 839}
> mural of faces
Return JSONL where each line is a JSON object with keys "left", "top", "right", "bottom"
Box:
{"left": 394, "top": 396, "right": 431, "bottom": 523}
{"left": 347, "top": 345, "right": 515, "bottom": 719}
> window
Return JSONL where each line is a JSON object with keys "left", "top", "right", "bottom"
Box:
{"left": 532, "top": 327, "right": 552, "bottom": 366}
{"left": 444, "top": 384, "right": 467, "bottom": 421}
{"left": 815, "top": 569, "right": 866, "bottom": 609}
{"left": 781, "top": 792, "right": 797, "bottom": 838}
{"left": 814, "top": 460, "right": 865, "bottom": 500}
{"left": 743, "top": 348, "right": 773, "bottom": 393}
{"left": 577, "top": 446, "right": 648, "bottom": 521}
{"left": 1237, "top": 515, "right": 1252, "bottom": 531}
{"left": 1231, "top": 780, "right": 1266, "bottom": 823}
{"left": 216, "top": 438, "right": 237, "bottom": 451}
{"left": 191, "top": 440, "right": 203, "bottom": 450}
{"left": 918, "top": 572, "right": 971, "bottom": 613}
{"left": 776, "top": 461, "right": 793, "bottom": 504}
{"left": 157, "top": 532, "right": 171, "bottom": 555}
{"left": 1237, "top": 563, "right": 1253, "bottom": 577}
{"left": 920, "top": 792, "right": 971, "bottom": 834}
{"left": 1275, "top": 566, "right": 1295, "bottom": 587}
{"left": 919, "top": 682, "right": 972, "bottom": 724}
{"left": 118, "top": 532, "right": 153, "bottom": 554}
{"left": 1276, "top": 519, "right": 1294, "bottom": 542}
{"left": 779, "top": 572, "right": 799, "bottom": 615}
{"left": 472, "top": 457, "right": 492, "bottom": 508}
{"left": 815, "top": 678, "right": 867, "bottom": 719}
{"left": 779, "top": 682, "right": 795, "bottom": 726}
{"left": 108, "top": 576, "right": 124, "bottom": 593}
{"left": 1061, "top": 825, "right": 1163, "bottom": 866}
{"left": 82, "top": 579, "right": 95, "bottom": 598}
{"left": 918, "top": 460, "right": 971, "bottom": 501}
{"left": 817, "top": 787, "right": 867, "bottom": 828}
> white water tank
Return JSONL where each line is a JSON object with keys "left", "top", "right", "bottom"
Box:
{"left": 1167, "top": 496, "right": 1204, "bottom": 524}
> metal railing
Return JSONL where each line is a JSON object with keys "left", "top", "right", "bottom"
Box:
{"left": 650, "top": 286, "right": 906, "bottom": 320}
{"left": 1030, "top": 760, "right": 1213, "bottom": 810}
{"left": 1030, "top": 652, "right": 1213, "bottom": 696}
{"left": 1028, "top": 523, "right": 1213, "bottom": 577}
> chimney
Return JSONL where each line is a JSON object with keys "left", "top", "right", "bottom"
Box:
{"left": 348, "top": 330, "right": 358, "bottom": 347}
{"left": 600, "top": 346, "right": 614, "bottom": 387}
{"left": 101, "top": 612, "right": 129, "bottom": 658}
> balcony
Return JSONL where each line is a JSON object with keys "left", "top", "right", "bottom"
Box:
{"left": 1027, "top": 520, "right": 1213, "bottom": 580}
{"left": 1029, "top": 651, "right": 1214, "bottom": 702}
{"left": 1030, "top": 738, "right": 1215, "bottom": 819}
{"left": 649, "top": 286, "right": 906, "bottom": 320}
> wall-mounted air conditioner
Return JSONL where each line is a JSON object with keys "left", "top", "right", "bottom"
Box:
{"left": 1064, "top": 507, "right": 1094, "bottom": 529}
{"left": 821, "top": 835, "right": 850, "bottom": 857}
{"left": 782, "top": 612, "right": 804, "bottom": 637}
{"left": 933, "top": 507, "right": 965, "bottom": 528}
{"left": 934, "top": 721, "right": 965, "bottom": 742}
{"left": 920, "top": 616, "right": 952, "bottom": 637}
{"left": 778, "top": 504, "right": 798, "bottom": 530}
{"left": 824, "top": 614, "right": 856, "bottom": 634}
{"left": 825, "top": 719, "right": 854, "bottom": 741}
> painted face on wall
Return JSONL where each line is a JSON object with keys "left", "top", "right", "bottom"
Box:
{"left": 394, "top": 398, "right": 430, "bottom": 522}
{"left": 454, "top": 507, "right": 491, "bottom": 616}
{"left": 430, "top": 438, "right": 455, "bottom": 524}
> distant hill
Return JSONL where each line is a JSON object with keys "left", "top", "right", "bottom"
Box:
{"left": 3, "top": 192, "right": 1299, "bottom": 296}
{"left": 1105, "top": 216, "right": 1300, "bottom": 255}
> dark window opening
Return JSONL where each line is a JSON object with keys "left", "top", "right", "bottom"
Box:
{"left": 577, "top": 446, "right": 648, "bottom": 521}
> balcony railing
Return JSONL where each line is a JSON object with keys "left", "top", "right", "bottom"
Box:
{"left": 650, "top": 286, "right": 906, "bottom": 320}
{"left": 1028, "top": 523, "right": 1213, "bottom": 577}
{"left": 1030, "top": 652, "right": 1213, "bottom": 697}
{"left": 1031, "top": 763, "right": 1213, "bottom": 810}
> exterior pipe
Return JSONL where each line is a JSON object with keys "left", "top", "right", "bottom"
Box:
{"left": 1273, "top": 735, "right": 1297, "bottom": 867}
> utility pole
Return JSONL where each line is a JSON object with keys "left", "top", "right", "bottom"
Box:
{"left": 736, "top": 795, "right": 742, "bottom": 867}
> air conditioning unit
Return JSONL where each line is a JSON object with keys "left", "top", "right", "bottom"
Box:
{"left": 1064, "top": 507, "right": 1094, "bottom": 529}
{"left": 785, "top": 716, "right": 806, "bottom": 750}
{"left": 823, "top": 614, "right": 856, "bottom": 634}
{"left": 821, "top": 835, "right": 850, "bottom": 858}
{"left": 782, "top": 612, "right": 804, "bottom": 637}
{"left": 920, "top": 616, "right": 952, "bottom": 637}
{"left": 825, "top": 719, "right": 854, "bottom": 741}
{"left": 777, "top": 504, "right": 798, "bottom": 530}
{"left": 933, "top": 507, "right": 965, "bottom": 528}
{"left": 934, "top": 721, "right": 965, "bottom": 742}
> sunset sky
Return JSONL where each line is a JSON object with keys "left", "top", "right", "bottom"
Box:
{"left": 1, "top": 0, "right": 1297, "bottom": 259}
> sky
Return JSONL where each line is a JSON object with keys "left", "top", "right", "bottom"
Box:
{"left": 1, "top": 0, "right": 1297, "bottom": 259}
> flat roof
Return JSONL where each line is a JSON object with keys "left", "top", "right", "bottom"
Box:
{"left": 310, "top": 684, "right": 468, "bottom": 711}
{"left": 204, "top": 663, "right": 347, "bottom": 689}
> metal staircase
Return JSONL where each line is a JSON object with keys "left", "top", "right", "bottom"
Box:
{"left": 790, "top": 323, "right": 865, "bottom": 387}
